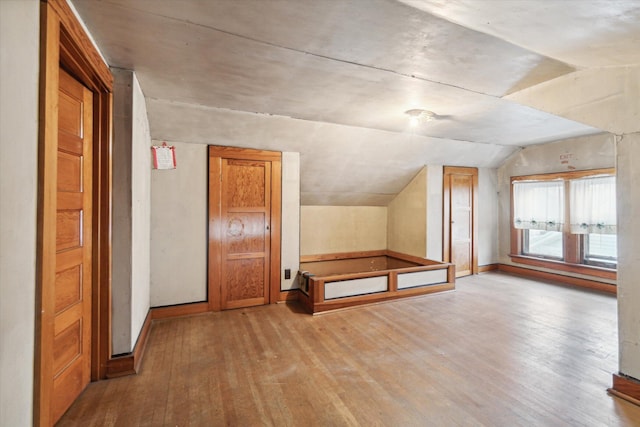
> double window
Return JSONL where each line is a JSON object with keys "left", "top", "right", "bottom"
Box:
{"left": 511, "top": 169, "right": 617, "bottom": 272}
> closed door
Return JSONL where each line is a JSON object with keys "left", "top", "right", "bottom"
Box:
{"left": 444, "top": 167, "right": 477, "bottom": 278}
{"left": 220, "top": 158, "right": 272, "bottom": 309}
{"left": 52, "top": 69, "right": 93, "bottom": 422}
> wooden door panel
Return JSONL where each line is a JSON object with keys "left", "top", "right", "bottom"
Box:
{"left": 444, "top": 167, "right": 477, "bottom": 278}
{"left": 52, "top": 358, "right": 85, "bottom": 423}
{"left": 225, "top": 213, "right": 266, "bottom": 254}
{"left": 224, "top": 258, "right": 266, "bottom": 308}
{"left": 227, "top": 160, "right": 267, "bottom": 208}
{"left": 55, "top": 264, "right": 82, "bottom": 313}
{"left": 452, "top": 241, "right": 472, "bottom": 275}
{"left": 58, "top": 89, "right": 82, "bottom": 135}
{"left": 56, "top": 210, "right": 82, "bottom": 251}
{"left": 53, "top": 319, "right": 82, "bottom": 374}
{"left": 57, "top": 151, "right": 83, "bottom": 191}
{"left": 51, "top": 69, "right": 93, "bottom": 423}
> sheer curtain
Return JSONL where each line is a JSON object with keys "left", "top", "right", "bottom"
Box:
{"left": 513, "top": 180, "right": 564, "bottom": 231}
{"left": 570, "top": 176, "right": 616, "bottom": 234}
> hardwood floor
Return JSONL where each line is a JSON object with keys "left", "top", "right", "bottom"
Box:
{"left": 58, "top": 272, "right": 640, "bottom": 426}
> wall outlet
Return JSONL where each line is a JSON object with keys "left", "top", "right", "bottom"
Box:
{"left": 284, "top": 268, "right": 291, "bottom": 279}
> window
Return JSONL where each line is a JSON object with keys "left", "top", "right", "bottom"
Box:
{"left": 570, "top": 175, "right": 617, "bottom": 268}
{"left": 513, "top": 179, "right": 564, "bottom": 260}
{"left": 584, "top": 233, "right": 617, "bottom": 267}
{"left": 523, "top": 229, "right": 563, "bottom": 259}
{"left": 510, "top": 169, "right": 617, "bottom": 274}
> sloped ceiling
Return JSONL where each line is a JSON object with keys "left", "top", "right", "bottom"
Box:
{"left": 71, "top": 0, "right": 640, "bottom": 205}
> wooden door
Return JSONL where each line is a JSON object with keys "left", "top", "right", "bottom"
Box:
{"left": 443, "top": 167, "right": 478, "bottom": 278}
{"left": 51, "top": 69, "right": 94, "bottom": 422}
{"left": 221, "top": 159, "right": 271, "bottom": 309}
{"left": 209, "top": 147, "right": 282, "bottom": 311}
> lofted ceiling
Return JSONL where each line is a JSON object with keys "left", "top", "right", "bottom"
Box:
{"left": 71, "top": 0, "right": 640, "bottom": 205}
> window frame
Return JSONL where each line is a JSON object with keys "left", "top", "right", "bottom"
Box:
{"left": 510, "top": 168, "right": 616, "bottom": 280}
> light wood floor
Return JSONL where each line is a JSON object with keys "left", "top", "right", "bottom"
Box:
{"left": 58, "top": 272, "right": 640, "bottom": 426}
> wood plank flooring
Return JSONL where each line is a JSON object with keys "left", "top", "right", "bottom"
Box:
{"left": 58, "top": 272, "right": 640, "bottom": 426}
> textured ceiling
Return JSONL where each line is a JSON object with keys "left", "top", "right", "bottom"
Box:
{"left": 71, "top": 0, "right": 639, "bottom": 205}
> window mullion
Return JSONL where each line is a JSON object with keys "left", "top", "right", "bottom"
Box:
{"left": 564, "top": 180, "right": 580, "bottom": 263}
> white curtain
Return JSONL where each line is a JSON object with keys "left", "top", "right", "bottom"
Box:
{"left": 570, "top": 176, "right": 616, "bottom": 234}
{"left": 513, "top": 180, "right": 564, "bottom": 231}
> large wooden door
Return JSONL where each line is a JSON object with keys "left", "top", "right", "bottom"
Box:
{"left": 443, "top": 167, "right": 478, "bottom": 278}
{"left": 209, "top": 147, "right": 282, "bottom": 310}
{"left": 50, "top": 69, "right": 94, "bottom": 422}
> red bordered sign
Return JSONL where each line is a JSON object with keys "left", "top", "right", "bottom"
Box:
{"left": 151, "top": 142, "right": 177, "bottom": 169}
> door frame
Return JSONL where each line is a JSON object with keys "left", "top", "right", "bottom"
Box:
{"left": 36, "top": 1, "right": 113, "bottom": 425}
{"left": 208, "top": 146, "right": 282, "bottom": 311}
{"left": 442, "top": 166, "right": 478, "bottom": 276}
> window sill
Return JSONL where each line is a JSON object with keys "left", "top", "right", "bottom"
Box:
{"left": 508, "top": 254, "right": 616, "bottom": 280}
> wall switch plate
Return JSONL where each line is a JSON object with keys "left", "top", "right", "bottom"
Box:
{"left": 284, "top": 269, "right": 291, "bottom": 279}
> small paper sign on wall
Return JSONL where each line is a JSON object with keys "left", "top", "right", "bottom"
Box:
{"left": 151, "top": 142, "right": 176, "bottom": 169}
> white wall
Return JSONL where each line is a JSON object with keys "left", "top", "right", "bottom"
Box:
{"left": 616, "top": 132, "right": 640, "bottom": 380}
{"left": 281, "top": 152, "right": 301, "bottom": 290}
{"left": 0, "top": 1, "right": 39, "bottom": 425}
{"left": 111, "top": 70, "right": 151, "bottom": 354}
{"left": 150, "top": 141, "right": 208, "bottom": 306}
{"left": 497, "top": 133, "right": 616, "bottom": 278}
{"left": 111, "top": 69, "right": 134, "bottom": 353}
{"left": 387, "top": 168, "right": 427, "bottom": 257}
{"left": 426, "top": 165, "right": 444, "bottom": 261}
{"left": 300, "top": 206, "right": 388, "bottom": 255}
{"left": 478, "top": 168, "right": 499, "bottom": 266}
{"left": 506, "top": 66, "right": 640, "bottom": 136}
{"left": 130, "top": 74, "right": 151, "bottom": 349}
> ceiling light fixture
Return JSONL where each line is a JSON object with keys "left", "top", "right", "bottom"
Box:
{"left": 405, "top": 109, "right": 437, "bottom": 127}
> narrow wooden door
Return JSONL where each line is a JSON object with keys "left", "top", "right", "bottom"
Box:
{"left": 443, "top": 167, "right": 478, "bottom": 278}
{"left": 51, "top": 69, "right": 93, "bottom": 422}
{"left": 221, "top": 158, "right": 272, "bottom": 309}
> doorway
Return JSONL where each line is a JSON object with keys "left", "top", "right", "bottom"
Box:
{"left": 443, "top": 166, "right": 478, "bottom": 277}
{"left": 208, "top": 146, "right": 282, "bottom": 310}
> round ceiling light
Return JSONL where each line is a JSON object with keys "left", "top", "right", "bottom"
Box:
{"left": 405, "top": 109, "right": 437, "bottom": 126}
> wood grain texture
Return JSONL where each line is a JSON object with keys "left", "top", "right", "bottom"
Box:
{"left": 499, "top": 263, "right": 616, "bottom": 294}
{"left": 300, "top": 250, "right": 387, "bottom": 263}
{"left": 57, "top": 272, "right": 640, "bottom": 425}
{"left": 478, "top": 264, "right": 499, "bottom": 273}
{"left": 91, "top": 90, "right": 113, "bottom": 382}
{"left": 105, "top": 310, "right": 153, "bottom": 379}
{"left": 509, "top": 254, "right": 616, "bottom": 280}
{"left": 34, "top": 6, "right": 61, "bottom": 425}
{"left": 510, "top": 167, "right": 616, "bottom": 183}
{"left": 610, "top": 374, "right": 640, "bottom": 406}
{"left": 151, "top": 302, "right": 210, "bottom": 320}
